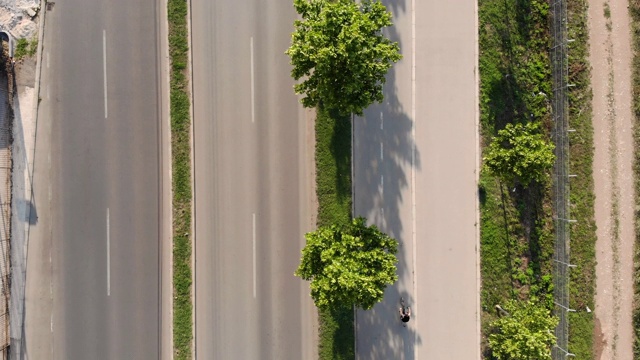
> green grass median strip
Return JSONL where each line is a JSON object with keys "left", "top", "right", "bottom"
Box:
{"left": 314, "top": 105, "right": 354, "bottom": 359}
{"left": 315, "top": 106, "right": 352, "bottom": 228}
{"left": 168, "top": 0, "right": 192, "bottom": 358}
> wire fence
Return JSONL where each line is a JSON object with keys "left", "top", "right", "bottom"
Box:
{"left": 550, "top": 0, "right": 575, "bottom": 357}
{"left": 0, "top": 40, "right": 13, "bottom": 359}
{"left": 0, "top": 83, "right": 10, "bottom": 359}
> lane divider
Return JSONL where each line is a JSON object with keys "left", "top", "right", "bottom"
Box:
{"left": 103, "top": 30, "right": 108, "bottom": 119}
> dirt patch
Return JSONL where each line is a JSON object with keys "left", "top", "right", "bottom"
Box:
{"left": 594, "top": 316, "right": 607, "bottom": 359}
{"left": 589, "top": 0, "right": 636, "bottom": 358}
{"left": 13, "top": 55, "right": 34, "bottom": 87}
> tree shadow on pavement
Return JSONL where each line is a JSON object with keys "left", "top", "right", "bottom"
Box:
{"left": 354, "top": 65, "right": 418, "bottom": 242}
{"left": 355, "top": 288, "right": 421, "bottom": 359}
{"left": 353, "top": 0, "right": 423, "bottom": 357}
{"left": 383, "top": 0, "right": 406, "bottom": 17}
{"left": 354, "top": 0, "right": 420, "bottom": 256}
{"left": 8, "top": 54, "right": 38, "bottom": 360}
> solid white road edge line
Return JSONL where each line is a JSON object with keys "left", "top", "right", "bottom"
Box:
{"left": 103, "top": 30, "right": 108, "bottom": 119}
{"left": 250, "top": 37, "right": 255, "bottom": 124}
{"left": 107, "top": 207, "right": 111, "bottom": 296}
{"left": 253, "top": 213, "right": 256, "bottom": 298}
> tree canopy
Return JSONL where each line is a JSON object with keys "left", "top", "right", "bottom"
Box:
{"left": 286, "top": 0, "right": 402, "bottom": 116}
{"left": 295, "top": 217, "right": 398, "bottom": 310}
{"left": 489, "top": 300, "right": 558, "bottom": 360}
{"left": 483, "top": 122, "right": 555, "bottom": 185}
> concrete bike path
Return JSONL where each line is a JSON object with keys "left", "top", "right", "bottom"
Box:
{"left": 354, "top": 1, "right": 480, "bottom": 359}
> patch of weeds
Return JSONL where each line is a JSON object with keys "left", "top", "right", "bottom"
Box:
{"left": 14, "top": 37, "right": 37, "bottom": 59}
{"left": 604, "top": 2, "right": 613, "bottom": 31}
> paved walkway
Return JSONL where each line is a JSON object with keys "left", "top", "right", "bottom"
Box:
{"left": 354, "top": 1, "right": 480, "bottom": 359}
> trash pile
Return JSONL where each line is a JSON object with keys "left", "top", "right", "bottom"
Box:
{"left": 0, "top": 0, "right": 39, "bottom": 40}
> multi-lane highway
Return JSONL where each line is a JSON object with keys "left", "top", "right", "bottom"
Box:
{"left": 354, "top": 1, "right": 480, "bottom": 359}
{"left": 191, "top": 0, "right": 317, "bottom": 358}
{"left": 25, "top": 0, "right": 169, "bottom": 358}
{"left": 23, "top": 0, "right": 479, "bottom": 358}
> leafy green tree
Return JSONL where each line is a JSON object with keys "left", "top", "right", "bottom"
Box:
{"left": 295, "top": 217, "right": 398, "bottom": 310}
{"left": 286, "top": 0, "right": 402, "bottom": 116}
{"left": 483, "top": 122, "right": 555, "bottom": 185}
{"left": 489, "top": 300, "right": 558, "bottom": 360}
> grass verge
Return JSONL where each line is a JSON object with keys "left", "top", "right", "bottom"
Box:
{"left": 14, "top": 37, "right": 37, "bottom": 59}
{"left": 314, "top": 105, "right": 354, "bottom": 359}
{"left": 478, "top": 1, "right": 555, "bottom": 351}
{"left": 566, "top": 0, "right": 596, "bottom": 357}
{"left": 629, "top": 1, "right": 640, "bottom": 357}
{"left": 168, "top": 0, "right": 192, "bottom": 358}
{"left": 479, "top": 0, "right": 596, "bottom": 357}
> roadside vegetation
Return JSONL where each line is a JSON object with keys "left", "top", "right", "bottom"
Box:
{"left": 478, "top": 0, "right": 555, "bottom": 355}
{"left": 314, "top": 106, "right": 354, "bottom": 359}
{"left": 629, "top": 1, "right": 640, "bottom": 357}
{"left": 287, "top": 0, "right": 401, "bottom": 116}
{"left": 288, "top": 0, "right": 401, "bottom": 358}
{"left": 13, "top": 37, "right": 37, "bottom": 59}
{"left": 297, "top": 216, "right": 399, "bottom": 310}
{"left": 489, "top": 300, "right": 559, "bottom": 359}
{"left": 565, "top": 0, "right": 596, "bottom": 357}
{"left": 479, "top": 0, "right": 596, "bottom": 358}
{"left": 168, "top": 0, "right": 192, "bottom": 358}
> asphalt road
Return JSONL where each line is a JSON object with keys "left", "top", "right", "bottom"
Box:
{"left": 191, "top": 0, "right": 317, "bottom": 358}
{"left": 354, "top": 1, "right": 480, "bottom": 359}
{"left": 25, "top": 0, "right": 167, "bottom": 358}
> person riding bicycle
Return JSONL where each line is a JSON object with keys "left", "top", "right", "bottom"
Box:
{"left": 399, "top": 305, "right": 411, "bottom": 323}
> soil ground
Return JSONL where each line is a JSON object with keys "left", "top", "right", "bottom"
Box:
{"left": 589, "top": 0, "right": 635, "bottom": 358}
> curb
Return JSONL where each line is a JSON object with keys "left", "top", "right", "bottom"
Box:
{"left": 473, "top": 0, "right": 482, "bottom": 357}
{"left": 159, "top": 0, "right": 174, "bottom": 359}
{"left": 32, "top": 0, "right": 46, "bottom": 132}
{"left": 185, "top": 0, "right": 196, "bottom": 358}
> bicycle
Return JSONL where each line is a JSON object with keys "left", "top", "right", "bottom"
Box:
{"left": 399, "top": 297, "right": 411, "bottom": 326}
